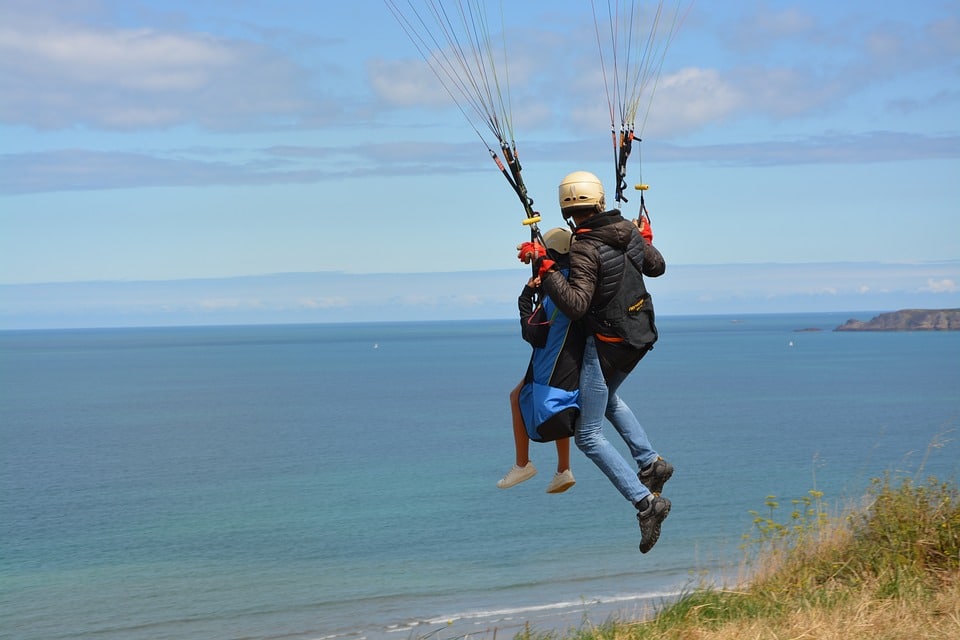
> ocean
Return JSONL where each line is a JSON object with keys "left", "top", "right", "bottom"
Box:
{"left": 1, "top": 314, "right": 958, "bottom": 640}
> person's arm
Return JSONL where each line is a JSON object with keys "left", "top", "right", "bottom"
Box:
{"left": 635, "top": 215, "right": 665, "bottom": 277}
{"left": 518, "top": 281, "right": 536, "bottom": 323}
{"left": 539, "top": 245, "right": 598, "bottom": 321}
{"left": 518, "top": 280, "right": 549, "bottom": 347}
{"left": 517, "top": 240, "right": 597, "bottom": 322}
{"left": 642, "top": 241, "right": 666, "bottom": 277}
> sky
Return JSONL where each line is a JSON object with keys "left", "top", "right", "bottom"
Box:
{"left": 0, "top": 0, "right": 958, "bottom": 326}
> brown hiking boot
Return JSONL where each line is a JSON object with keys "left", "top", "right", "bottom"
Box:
{"left": 638, "top": 457, "right": 673, "bottom": 495}
{"left": 637, "top": 494, "right": 671, "bottom": 553}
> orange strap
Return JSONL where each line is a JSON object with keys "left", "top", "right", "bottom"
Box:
{"left": 594, "top": 333, "right": 624, "bottom": 344}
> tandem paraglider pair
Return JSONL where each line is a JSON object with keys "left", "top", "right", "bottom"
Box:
{"left": 385, "top": 0, "right": 690, "bottom": 553}
{"left": 509, "top": 170, "right": 673, "bottom": 554}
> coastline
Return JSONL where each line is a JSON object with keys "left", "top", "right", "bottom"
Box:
{"left": 835, "top": 308, "right": 960, "bottom": 331}
{"left": 375, "top": 588, "right": 688, "bottom": 640}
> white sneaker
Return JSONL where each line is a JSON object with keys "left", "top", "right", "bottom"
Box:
{"left": 545, "top": 469, "right": 576, "bottom": 494}
{"left": 497, "top": 463, "right": 537, "bottom": 489}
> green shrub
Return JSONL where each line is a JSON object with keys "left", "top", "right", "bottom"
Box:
{"left": 844, "top": 475, "right": 960, "bottom": 593}
{"left": 507, "top": 475, "right": 960, "bottom": 640}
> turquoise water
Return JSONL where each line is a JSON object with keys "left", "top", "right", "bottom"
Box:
{"left": 1, "top": 315, "right": 958, "bottom": 639}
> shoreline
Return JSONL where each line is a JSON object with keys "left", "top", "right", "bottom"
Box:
{"left": 373, "top": 589, "right": 687, "bottom": 640}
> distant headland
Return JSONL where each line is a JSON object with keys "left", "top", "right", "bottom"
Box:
{"left": 835, "top": 309, "right": 960, "bottom": 331}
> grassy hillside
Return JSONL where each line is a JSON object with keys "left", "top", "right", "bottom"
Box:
{"left": 523, "top": 474, "right": 960, "bottom": 640}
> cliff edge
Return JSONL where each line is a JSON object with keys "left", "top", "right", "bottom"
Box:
{"left": 835, "top": 309, "right": 960, "bottom": 331}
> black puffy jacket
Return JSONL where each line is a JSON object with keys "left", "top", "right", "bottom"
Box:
{"left": 540, "top": 209, "right": 664, "bottom": 323}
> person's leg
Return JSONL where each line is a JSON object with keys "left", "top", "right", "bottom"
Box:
{"left": 578, "top": 340, "right": 670, "bottom": 552}
{"left": 555, "top": 437, "right": 570, "bottom": 473}
{"left": 574, "top": 337, "right": 649, "bottom": 505}
{"left": 509, "top": 380, "right": 529, "bottom": 467}
{"left": 497, "top": 381, "right": 536, "bottom": 489}
{"left": 604, "top": 370, "right": 658, "bottom": 470}
{"left": 545, "top": 437, "right": 576, "bottom": 494}
{"left": 605, "top": 370, "right": 673, "bottom": 494}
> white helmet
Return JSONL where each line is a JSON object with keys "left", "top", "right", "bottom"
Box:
{"left": 542, "top": 227, "right": 572, "bottom": 255}
{"left": 558, "top": 171, "right": 605, "bottom": 217}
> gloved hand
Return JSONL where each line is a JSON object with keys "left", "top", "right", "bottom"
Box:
{"left": 637, "top": 215, "right": 653, "bottom": 244}
{"left": 516, "top": 241, "right": 547, "bottom": 264}
{"left": 537, "top": 258, "right": 556, "bottom": 278}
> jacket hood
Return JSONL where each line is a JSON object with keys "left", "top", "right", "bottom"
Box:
{"left": 574, "top": 209, "right": 635, "bottom": 250}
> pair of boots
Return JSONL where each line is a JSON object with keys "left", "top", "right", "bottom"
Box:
{"left": 636, "top": 457, "right": 673, "bottom": 553}
{"left": 497, "top": 456, "right": 675, "bottom": 554}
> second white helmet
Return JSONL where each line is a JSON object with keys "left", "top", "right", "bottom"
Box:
{"left": 542, "top": 227, "right": 572, "bottom": 255}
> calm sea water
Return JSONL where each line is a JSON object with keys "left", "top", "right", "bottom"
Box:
{"left": 2, "top": 314, "right": 958, "bottom": 640}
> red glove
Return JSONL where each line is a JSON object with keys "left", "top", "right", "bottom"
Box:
{"left": 516, "top": 241, "right": 547, "bottom": 264}
{"left": 537, "top": 258, "right": 556, "bottom": 278}
{"left": 637, "top": 215, "right": 653, "bottom": 244}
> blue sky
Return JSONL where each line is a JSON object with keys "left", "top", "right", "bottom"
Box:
{"left": 1, "top": 1, "right": 958, "bottom": 326}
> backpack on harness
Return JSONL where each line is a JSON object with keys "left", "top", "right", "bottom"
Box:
{"left": 583, "top": 232, "right": 658, "bottom": 369}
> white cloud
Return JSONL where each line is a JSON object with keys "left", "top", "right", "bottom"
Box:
{"left": 754, "top": 7, "right": 818, "bottom": 38}
{"left": 922, "top": 278, "right": 958, "bottom": 293}
{"left": 0, "top": 10, "right": 313, "bottom": 130}
{"left": 3, "top": 127, "right": 957, "bottom": 195}
{"left": 457, "top": 295, "right": 485, "bottom": 306}
{"left": 298, "top": 297, "right": 349, "bottom": 309}
{"left": 367, "top": 58, "right": 452, "bottom": 108}
{"left": 644, "top": 67, "right": 743, "bottom": 135}
{"left": 0, "top": 26, "right": 233, "bottom": 90}
{"left": 2, "top": 263, "right": 958, "bottom": 329}
{"left": 721, "top": 6, "right": 821, "bottom": 52}
{"left": 199, "top": 298, "right": 263, "bottom": 310}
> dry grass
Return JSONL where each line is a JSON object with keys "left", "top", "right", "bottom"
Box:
{"left": 608, "top": 579, "right": 960, "bottom": 640}
{"left": 514, "top": 474, "right": 960, "bottom": 640}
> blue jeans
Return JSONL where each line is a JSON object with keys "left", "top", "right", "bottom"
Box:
{"left": 575, "top": 336, "right": 659, "bottom": 505}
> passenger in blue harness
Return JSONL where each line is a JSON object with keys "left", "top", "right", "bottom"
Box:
{"left": 517, "top": 171, "right": 673, "bottom": 554}
{"left": 497, "top": 227, "right": 585, "bottom": 494}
